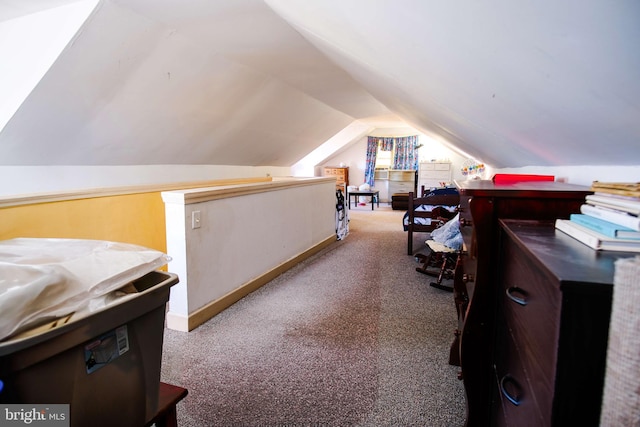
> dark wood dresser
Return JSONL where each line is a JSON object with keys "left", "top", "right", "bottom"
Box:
{"left": 452, "top": 180, "right": 595, "bottom": 426}
{"left": 494, "top": 219, "right": 636, "bottom": 426}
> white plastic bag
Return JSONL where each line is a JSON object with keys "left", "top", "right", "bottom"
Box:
{"left": 430, "top": 213, "right": 463, "bottom": 250}
{"left": 0, "top": 238, "right": 170, "bottom": 340}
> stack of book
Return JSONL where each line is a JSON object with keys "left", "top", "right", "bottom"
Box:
{"left": 555, "top": 181, "right": 640, "bottom": 252}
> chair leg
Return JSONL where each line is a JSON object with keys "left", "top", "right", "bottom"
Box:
{"left": 416, "top": 252, "right": 440, "bottom": 276}
{"left": 429, "top": 253, "right": 455, "bottom": 292}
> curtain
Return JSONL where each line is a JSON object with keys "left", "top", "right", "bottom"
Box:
{"left": 365, "top": 135, "right": 420, "bottom": 186}
{"left": 393, "top": 135, "right": 419, "bottom": 170}
{"left": 364, "top": 136, "right": 378, "bottom": 186}
{"left": 379, "top": 137, "right": 394, "bottom": 151}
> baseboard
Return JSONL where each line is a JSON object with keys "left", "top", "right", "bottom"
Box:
{"left": 165, "top": 235, "right": 336, "bottom": 332}
{"left": 165, "top": 311, "right": 189, "bottom": 332}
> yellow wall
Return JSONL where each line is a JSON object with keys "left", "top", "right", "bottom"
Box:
{"left": 0, "top": 192, "right": 167, "bottom": 252}
{"left": 0, "top": 177, "right": 272, "bottom": 254}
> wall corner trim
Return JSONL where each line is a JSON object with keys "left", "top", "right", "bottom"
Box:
{"left": 161, "top": 177, "right": 336, "bottom": 205}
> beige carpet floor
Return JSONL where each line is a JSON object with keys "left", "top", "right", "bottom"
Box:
{"left": 160, "top": 205, "right": 466, "bottom": 426}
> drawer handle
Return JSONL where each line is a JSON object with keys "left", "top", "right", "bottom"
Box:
{"left": 500, "top": 374, "right": 523, "bottom": 406}
{"left": 460, "top": 218, "right": 473, "bottom": 227}
{"left": 506, "top": 286, "right": 528, "bottom": 306}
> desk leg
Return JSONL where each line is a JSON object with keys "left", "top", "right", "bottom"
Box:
{"left": 371, "top": 196, "right": 374, "bottom": 210}
{"left": 349, "top": 194, "right": 352, "bottom": 209}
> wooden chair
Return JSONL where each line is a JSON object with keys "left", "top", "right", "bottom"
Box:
{"left": 406, "top": 191, "right": 460, "bottom": 255}
{"left": 414, "top": 240, "right": 460, "bottom": 292}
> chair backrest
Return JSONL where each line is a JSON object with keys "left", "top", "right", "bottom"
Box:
{"left": 409, "top": 191, "right": 460, "bottom": 213}
{"left": 407, "top": 190, "right": 460, "bottom": 255}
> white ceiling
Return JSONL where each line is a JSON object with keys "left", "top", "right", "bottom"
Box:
{"left": 0, "top": 0, "right": 78, "bottom": 21}
{"left": 1, "top": 0, "right": 639, "bottom": 168}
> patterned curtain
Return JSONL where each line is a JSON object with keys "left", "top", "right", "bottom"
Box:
{"left": 364, "top": 136, "right": 378, "bottom": 186}
{"left": 378, "top": 137, "right": 394, "bottom": 151}
{"left": 367, "top": 137, "right": 395, "bottom": 151}
{"left": 365, "top": 135, "right": 420, "bottom": 186}
{"left": 393, "top": 135, "right": 419, "bottom": 170}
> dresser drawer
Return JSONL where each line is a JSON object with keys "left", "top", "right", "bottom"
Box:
{"left": 419, "top": 162, "right": 450, "bottom": 171}
{"left": 500, "top": 235, "right": 561, "bottom": 417}
{"left": 389, "top": 181, "right": 414, "bottom": 194}
{"left": 420, "top": 171, "right": 451, "bottom": 179}
{"left": 419, "top": 163, "right": 451, "bottom": 190}
{"left": 493, "top": 320, "right": 545, "bottom": 427}
{"left": 424, "top": 170, "right": 451, "bottom": 179}
{"left": 324, "top": 167, "right": 348, "bottom": 190}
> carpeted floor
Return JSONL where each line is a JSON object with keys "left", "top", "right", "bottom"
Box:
{"left": 160, "top": 205, "right": 466, "bottom": 426}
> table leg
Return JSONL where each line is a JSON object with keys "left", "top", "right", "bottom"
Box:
{"left": 371, "top": 195, "right": 374, "bottom": 210}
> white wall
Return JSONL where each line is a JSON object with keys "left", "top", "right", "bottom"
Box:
{"left": 492, "top": 165, "right": 640, "bottom": 187}
{"left": 319, "top": 131, "right": 640, "bottom": 189}
{"left": 162, "top": 178, "right": 336, "bottom": 331}
{"left": 320, "top": 133, "right": 471, "bottom": 188}
{"left": 0, "top": 165, "right": 292, "bottom": 197}
{"left": 0, "top": 0, "right": 98, "bottom": 132}
{"left": 319, "top": 136, "right": 367, "bottom": 187}
{"left": 291, "top": 121, "right": 373, "bottom": 178}
{"left": 417, "top": 135, "right": 469, "bottom": 183}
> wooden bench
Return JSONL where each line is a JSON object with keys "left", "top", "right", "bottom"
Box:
{"left": 145, "top": 382, "right": 188, "bottom": 427}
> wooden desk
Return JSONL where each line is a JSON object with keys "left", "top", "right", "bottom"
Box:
{"left": 348, "top": 190, "right": 380, "bottom": 210}
{"left": 145, "top": 382, "right": 188, "bottom": 427}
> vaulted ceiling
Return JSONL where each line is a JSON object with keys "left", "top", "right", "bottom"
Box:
{"left": 1, "top": 0, "right": 639, "bottom": 169}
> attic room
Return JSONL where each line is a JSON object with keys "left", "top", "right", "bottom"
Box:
{"left": 1, "top": 1, "right": 640, "bottom": 426}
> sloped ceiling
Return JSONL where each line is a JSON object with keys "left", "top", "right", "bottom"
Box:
{"left": 1, "top": 0, "right": 639, "bottom": 168}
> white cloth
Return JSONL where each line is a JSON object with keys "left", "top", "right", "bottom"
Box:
{"left": 0, "top": 238, "right": 170, "bottom": 340}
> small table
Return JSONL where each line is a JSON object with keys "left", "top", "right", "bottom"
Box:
{"left": 348, "top": 190, "right": 380, "bottom": 210}
{"left": 145, "top": 382, "right": 188, "bottom": 427}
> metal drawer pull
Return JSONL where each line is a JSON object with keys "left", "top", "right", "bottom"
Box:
{"left": 500, "top": 375, "right": 523, "bottom": 406}
{"left": 506, "top": 286, "right": 528, "bottom": 306}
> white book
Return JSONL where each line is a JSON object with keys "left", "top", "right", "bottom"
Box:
{"left": 580, "top": 204, "right": 640, "bottom": 231}
{"left": 585, "top": 194, "right": 640, "bottom": 215}
{"left": 554, "top": 219, "right": 640, "bottom": 252}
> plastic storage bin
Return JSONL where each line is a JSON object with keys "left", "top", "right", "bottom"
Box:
{"left": 0, "top": 270, "right": 179, "bottom": 427}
